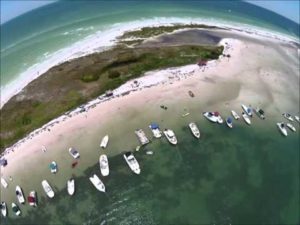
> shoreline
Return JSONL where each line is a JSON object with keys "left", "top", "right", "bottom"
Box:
{"left": 0, "top": 31, "right": 299, "bottom": 215}
{"left": 0, "top": 37, "right": 237, "bottom": 158}
{"left": 1, "top": 17, "right": 299, "bottom": 108}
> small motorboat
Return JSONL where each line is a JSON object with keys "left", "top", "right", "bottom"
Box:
{"left": 16, "top": 186, "right": 25, "bottom": 204}
{"left": 149, "top": 123, "right": 162, "bottom": 138}
{"left": 1, "top": 177, "right": 8, "bottom": 189}
{"left": 188, "top": 122, "right": 200, "bottom": 138}
{"left": 226, "top": 117, "right": 233, "bottom": 128}
{"left": 11, "top": 203, "right": 21, "bottom": 216}
{"left": 241, "top": 104, "right": 252, "bottom": 117}
{"left": 282, "top": 113, "right": 294, "bottom": 121}
{"left": 255, "top": 107, "right": 265, "bottom": 119}
{"left": 286, "top": 123, "right": 296, "bottom": 132}
{"left": 1, "top": 202, "right": 7, "bottom": 217}
{"left": 89, "top": 174, "right": 105, "bottom": 192}
{"left": 295, "top": 115, "right": 300, "bottom": 123}
{"left": 67, "top": 179, "right": 75, "bottom": 196}
{"left": 49, "top": 161, "right": 58, "bottom": 174}
{"left": 123, "top": 152, "right": 141, "bottom": 174}
{"left": 231, "top": 110, "right": 240, "bottom": 120}
{"left": 100, "top": 135, "right": 109, "bottom": 148}
{"left": 41, "top": 180, "right": 55, "bottom": 198}
{"left": 163, "top": 129, "right": 178, "bottom": 145}
{"left": 203, "top": 112, "right": 223, "bottom": 124}
{"left": 277, "top": 122, "right": 287, "bottom": 136}
{"left": 27, "top": 191, "right": 37, "bottom": 207}
{"left": 99, "top": 154, "right": 109, "bottom": 177}
{"left": 242, "top": 112, "right": 251, "bottom": 125}
{"left": 69, "top": 147, "right": 80, "bottom": 159}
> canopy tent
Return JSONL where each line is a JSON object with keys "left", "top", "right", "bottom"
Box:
{"left": 150, "top": 123, "right": 159, "bottom": 129}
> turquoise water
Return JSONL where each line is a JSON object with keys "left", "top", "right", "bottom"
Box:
{"left": 0, "top": 1, "right": 299, "bottom": 101}
{"left": 1, "top": 118, "right": 299, "bottom": 224}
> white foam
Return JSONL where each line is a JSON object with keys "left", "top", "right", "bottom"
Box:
{"left": 0, "top": 16, "right": 298, "bottom": 108}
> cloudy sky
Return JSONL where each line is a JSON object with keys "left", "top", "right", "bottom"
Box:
{"left": 0, "top": 0, "right": 299, "bottom": 24}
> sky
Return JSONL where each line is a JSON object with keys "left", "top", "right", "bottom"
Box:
{"left": 0, "top": 0, "right": 299, "bottom": 24}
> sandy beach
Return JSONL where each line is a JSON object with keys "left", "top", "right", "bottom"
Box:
{"left": 1, "top": 29, "right": 299, "bottom": 217}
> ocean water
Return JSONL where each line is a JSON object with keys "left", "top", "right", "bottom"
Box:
{"left": 1, "top": 116, "right": 299, "bottom": 224}
{"left": 0, "top": 1, "right": 299, "bottom": 106}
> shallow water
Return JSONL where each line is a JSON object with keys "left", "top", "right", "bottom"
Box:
{"left": 1, "top": 110, "right": 299, "bottom": 224}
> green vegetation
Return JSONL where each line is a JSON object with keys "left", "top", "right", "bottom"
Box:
{"left": 119, "top": 24, "right": 220, "bottom": 39}
{"left": 0, "top": 25, "right": 224, "bottom": 152}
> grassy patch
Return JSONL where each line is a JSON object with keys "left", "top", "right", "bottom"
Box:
{"left": 0, "top": 43, "right": 223, "bottom": 152}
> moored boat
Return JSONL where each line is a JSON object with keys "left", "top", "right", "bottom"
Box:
{"left": 277, "top": 122, "right": 287, "bottom": 136}
{"left": 226, "top": 117, "right": 233, "bottom": 128}
{"left": 241, "top": 104, "right": 252, "bottom": 117}
{"left": 27, "top": 191, "right": 37, "bottom": 207}
{"left": 41, "top": 180, "right": 55, "bottom": 198}
{"left": 123, "top": 152, "right": 141, "bottom": 174}
{"left": 295, "top": 115, "right": 300, "bottom": 123}
{"left": 100, "top": 135, "right": 109, "bottom": 148}
{"left": 69, "top": 147, "right": 80, "bottom": 159}
{"left": 188, "top": 122, "right": 200, "bottom": 138}
{"left": 16, "top": 186, "right": 25, "bottom": 204}
{"left": 67, "top": 179, "right": 75, "bottom": 196}
{"left": 203, "top": 112, "right": 223, "bottom": 123}
{"left": 286, "top": 123, "right": 296, "bottom": 132}
{"left": 11, "top": 203, "right": 21, "bottom": 216}
{"left": 282, "top": 113, "right": 294, "bottom": 121}
{"left": 49, "top": 161, "right": 58, "bottom": 174}
{"left": 89, "top": 174, "right": 105, "bottom": 192}
{"left": 242, "top": 112, "right": 251, "bottom": 125}
{"left": 255, "top": 107, "right": 265, "bottom": 119}
{"left": 163, "top": 129, "right": 178, "bottom": 145}
{"left": 149, "top": 123, "right": 162, "bottom": 138}
{"left": 99, "top": 154, "right": 109, "bottom": 176}
{"left": 231, "top": 110, "right": 240, "bottom": 120}
{"left": 1, "top": 177, "right": 8, "bottom": 189}
{"left": 1, "top": 202, "right": 7, "bottom": 217}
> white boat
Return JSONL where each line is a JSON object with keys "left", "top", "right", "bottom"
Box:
{"left": 149, "top": 123, "right": 162, "bottom": 138}
{"left": 255, "top": 107, "right": 265, "bottom": 119}
{"left": 1, "top": 202, "right": 7, "bottom": 217}
{"left": 1, "top": 177, "right": 8, "bottom": 188}
{"left": 226, "top": 117, "right": 233, "bottom": 128}
{"left": 277, "top": 122, "right": 287, "bottom": 136}
{"left": 241, "top": 104, "right": 252, "bottom": 117}
{"left": 163, "top": 129, "right": 178, "bottom": 145}
{"left": 286, "top": 123, "right": 296, "bottom": 132}
{"left": 69, "top": 147, "right": 80, "bottom": 159}
{"left": 231, "top": 110, "right": 240, "bottom": 120}
{"left": 242, "top": 112, "right": 251, "bottom": 125}
{"left": 11, "top": 203, "right": 21, "bottom": 216}
{"left": 188, "top": 123, "right": 200, "bottom": 138}
{"left": 41, "top": 180, "right": 55, "bottom": 198}
{"left": 123, "top": 152, "right": 141, "bottom": 174}
{"left": 282, "top": 113, "right": 294, "bottom": 121}
{"left": 27, "top": 191, "right": 37, "bottom": 207}
{"left": 89, "top": 174, "right": 105, "bottom": 192}
{"left": 146, "top": 151, "right": 153, "bottom": 155}
{"left": 203, "top": 112, "right": 223, "bottom": 124}
{"left": 49, "top": 161, "right": 58, "bottom": 174}
{"left": 99, "top": 154, "right": 109, "bottom": 176}
{"left": 67, "top": 179, "right": 75, "bottom": 196}
{"left": 295, "top": 115, "right": 300, "bottom": 123}
{"left": 100, "top": 135, "right": 109, "bottom": 148}
{"left": 135, "top": 129, "right": 150, "bottom": 145}
{"left": 16, "top": 186, "right": 25, "bottom": 204}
